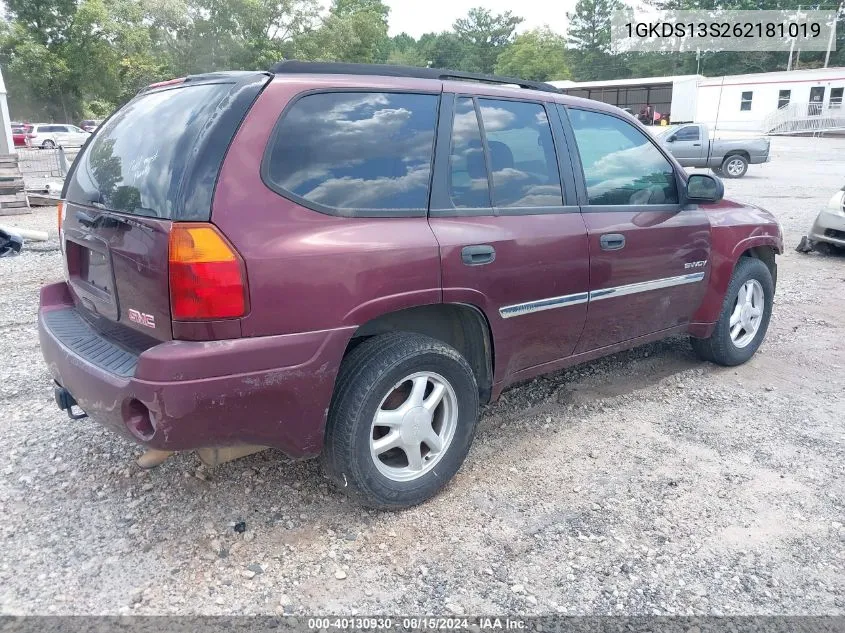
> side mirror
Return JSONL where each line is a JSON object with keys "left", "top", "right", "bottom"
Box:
{"left": 686, "top": 173, "right": 723, "bottom": 203}
{"left": 666, "top": 135, "right": 676, "bottom": 142}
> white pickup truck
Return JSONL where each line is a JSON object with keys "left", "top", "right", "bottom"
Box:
{"left": 654, "top": 123, "right": 771, "bottom": 178}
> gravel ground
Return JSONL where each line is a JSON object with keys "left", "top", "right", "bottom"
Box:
{"left": 0, "top": 136, "right": 843, "bottom": 616}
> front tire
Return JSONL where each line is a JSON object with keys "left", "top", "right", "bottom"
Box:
{"left": 721, "top": 154, "right": 748, "bottom": 178}
{"left": 323, "top": 332, "right": 479, "bottom": 509}
{"left": 41, "top": 139, "right": 56, "bottom": 149}
{"left": 691, "top": 257, "right": 774, "bottom": 366}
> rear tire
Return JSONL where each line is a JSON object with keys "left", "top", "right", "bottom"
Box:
{"left": 721, "top": 154, "right": 748, "bottom": 178}
{"left": 691, "top": 257, "right": 774, "bottom": 366}
{"left": 323, "top": 332, "right": 479, "bottom": 510}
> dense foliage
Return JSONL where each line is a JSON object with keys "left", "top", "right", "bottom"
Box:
{"left": 1, "top": 0, "right": 842, "bottom": 121}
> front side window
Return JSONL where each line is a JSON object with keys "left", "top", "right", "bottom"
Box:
{"left": 264, "top": 91, "right": 439, "bottom": 214}
{"left": 448, "top": 97, "right": 490, "bottom": 208}
{"left": 741, "top": 91, "right": 753, "bottom": 111}
{"left": 674, "top": 126, "right": 699, "bottom": 141}
{"left": 567, "top": 108, "right": 678, "bottom": 206}
{"left": 477, "top": 99, "right": 562, "bottom": 208}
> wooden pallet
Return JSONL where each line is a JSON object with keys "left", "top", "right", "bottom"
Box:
{"left": 0, "top": 154, "right": 30, "bottom": 214}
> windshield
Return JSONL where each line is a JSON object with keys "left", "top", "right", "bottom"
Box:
{"left": 655, "top": 125, "right": 680, "bottom": 138}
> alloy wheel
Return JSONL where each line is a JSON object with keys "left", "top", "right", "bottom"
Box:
{"left": 729, "top": 279, "right": 765, "bottom": 348}
{"left": 369, "top": 371, "right": 458, "bottom": 482}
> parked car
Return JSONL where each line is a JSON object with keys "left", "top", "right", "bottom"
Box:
{"left": 80, "top": 119, "right": 103, "bottom": 132}
{"left": 39, "top": 62, "right": 783, "bottom": 509}
{"left": 11, "top": 123, "right": 33, "bottom": 148}
{"left": 655, "top": 123, "right": 771, "bottom": 178}
{"left": 797, "top": 186, "right": 845, "bottom": 254}
{"left": 29, "top": 123, "right": 90, "bottom": 149}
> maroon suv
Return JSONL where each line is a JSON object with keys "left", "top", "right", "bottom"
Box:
{"left": 39, "top": 62, "right": 783, "bottom": 508}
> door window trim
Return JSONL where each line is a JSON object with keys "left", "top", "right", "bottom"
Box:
{"left": 559, "top": 104, "right": 686, "bottom": 213}
{"left": 430, "top": 92, "right": 580, "bottom": 217}
{"left": 260, "top": 87, "right": 442, "bottom": 219}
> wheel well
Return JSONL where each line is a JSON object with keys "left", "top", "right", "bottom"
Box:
{"left": 724, "top": 150, "right": 750, "bottom": 162}
{"left": 346, "top": 304, "right": 494, "bottom": 404}
{"left": 740, "top": 246, "right": 777, "bottom": 286}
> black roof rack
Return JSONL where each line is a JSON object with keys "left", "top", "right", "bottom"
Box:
{"left": 269, "top": 60, "right": 561, "bottom": 94}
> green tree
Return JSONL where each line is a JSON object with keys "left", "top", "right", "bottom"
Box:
{"left": 299, "top": 0, "right": 390, "bottom": 63}
{"left": 494, "top": 28, "right": 570, "bottom": 81}
{"left": 453, "top": 7, "right": 523, "bottom": 73}
{"left": 1, "top": 0, "right": 167, "bottom": 121}
{"left": 566, "top": 0, "right": 628, "bottom": 80}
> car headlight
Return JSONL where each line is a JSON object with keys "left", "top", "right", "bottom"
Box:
{"left": 826, "top": 189, "right": 845, "bottom": 215}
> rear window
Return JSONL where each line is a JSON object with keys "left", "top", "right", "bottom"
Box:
{"left": 262, "top": 91, "right": 439, "bottom": 216}
{"left": 65, "top": 76, "right": 267, "bottom": 219}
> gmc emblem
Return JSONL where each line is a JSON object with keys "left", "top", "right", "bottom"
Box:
{"left": 128, "top": 309, "right": 156, "bottom": 329}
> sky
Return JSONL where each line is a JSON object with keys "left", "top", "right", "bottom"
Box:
{"left": 383, "top": 0, "right": 578, "bottom": 37}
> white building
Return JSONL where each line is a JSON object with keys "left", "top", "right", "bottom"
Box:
{"left": 550, "top": 66, "right": 845, "bottom": 134}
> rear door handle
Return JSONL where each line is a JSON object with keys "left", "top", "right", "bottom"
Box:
{"left": 599, "top": 234, "right": 626, "bottom": 251}
{"left": 461, "top": 244, "right": 495, "bottom": 266}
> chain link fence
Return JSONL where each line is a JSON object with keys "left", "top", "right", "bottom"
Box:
{"left": 16, "top": 147, "right": 76, "bottom": 193}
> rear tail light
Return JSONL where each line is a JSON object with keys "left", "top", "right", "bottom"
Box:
{"left": 57, "top": 201, "right": 65, "bottom": 251}
{"left": 168, "top": 223, "right": 247, "bottom": 320}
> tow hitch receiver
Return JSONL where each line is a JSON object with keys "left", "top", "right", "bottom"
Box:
{"left": 54, "top": 382, "right": 88, "bottom": 420}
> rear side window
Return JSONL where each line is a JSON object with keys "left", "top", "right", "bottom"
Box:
{"left": 65, "top": 75, "right": 268, "bottom": 219}
{"left": 449, "top": 97, "right": 490, "bottom": 208}
{"left": 477, "top": 99, "right": 562, "bottom": 208}
{"left": 566, "top": 108, "right": 678, "bottom": 206}
{"left": 263, "top": 92, "right": 439, "bottom": 216}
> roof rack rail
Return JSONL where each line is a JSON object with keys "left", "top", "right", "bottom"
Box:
{"left": 269, "top": 60, "right": 561, "bottom": 94}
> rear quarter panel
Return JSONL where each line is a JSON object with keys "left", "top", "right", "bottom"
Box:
{"left": 211, "top": 76, "right": 444, "bottom": 338}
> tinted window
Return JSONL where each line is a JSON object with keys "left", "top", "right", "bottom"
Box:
{"left": 477, "top": 99, "right": 562, "bottom": 208}
{"left": 741, "top": 91, "right": 753, "bottom": 111}
{"left": 66, "top": 80, "right": 259, "bottom": 219}
{"left": 778, "top": 90, "right": 791, "bottom": 109}
{"left": 265, "top": 92, "right": 439, "bottom": 213}
{"left": 674, "top": 126, "right": 699, "bottom": 141}
{"left": 567, "top": 108, "right": 678, "bottom": 206}
{"left": 449, "top": 97, "right": 490, "bottom": 208}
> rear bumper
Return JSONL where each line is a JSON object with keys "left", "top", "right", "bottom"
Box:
{"left": 38, "top": 282, "right": 354, "bottom": 457}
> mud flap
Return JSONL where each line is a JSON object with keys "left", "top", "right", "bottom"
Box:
{"left": 796, "top": 236, "right": 816, "bottom": 253}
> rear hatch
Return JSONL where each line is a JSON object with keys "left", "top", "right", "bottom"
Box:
{"left": 62, "top": 72, "right": 269, "bottom": 344}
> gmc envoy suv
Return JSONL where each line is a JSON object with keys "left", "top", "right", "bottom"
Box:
{"left": 39, "top": 62, "right": 783, "bottom": 509}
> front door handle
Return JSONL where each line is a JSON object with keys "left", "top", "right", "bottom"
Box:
{"left": 692, "top": 143, "right": 701, "bottom": 147}
{"left": 461, "top": 244, "right": 495, "bottom": 266}
{"left": 599, "top": 234, "right": 625, "bottom": 251}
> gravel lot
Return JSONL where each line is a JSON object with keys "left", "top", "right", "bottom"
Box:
{"left": 0, "top": 136, "right": 843, "bottom": 616}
